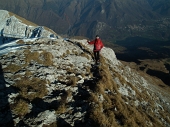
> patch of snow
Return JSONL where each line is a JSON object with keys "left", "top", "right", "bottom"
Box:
{"left": 0, "top": 38, "right": 42, "bottom": 55}
{"left": 22, "top": 38, "right": 38, "bottom": 42}
{"left": 0, "top": 40, "right": 17, "bottom": 49}
{"left": 0, "top": 46, "right": 24, "bottom": 55}
{"left": 0, "top": 40, "right": 26, "bottom": 55}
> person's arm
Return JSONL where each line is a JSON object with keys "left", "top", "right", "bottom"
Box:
{"left": 88, "top": 40, "right": 95, "bottom": 45}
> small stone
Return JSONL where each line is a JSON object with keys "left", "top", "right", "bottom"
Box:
{"left": 74, "top": 112, "right": 82, "bottom": 118}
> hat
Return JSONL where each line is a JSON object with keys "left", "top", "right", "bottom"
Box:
{"left": 96, "top": 35, "right": 99, "bottom": 38}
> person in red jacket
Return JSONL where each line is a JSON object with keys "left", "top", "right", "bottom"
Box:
{"left": 87, "top": 35, "right": 104, "bottom": 64}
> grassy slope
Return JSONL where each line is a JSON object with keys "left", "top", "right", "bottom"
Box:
{"left": 86, "top": 56, "right": 169, "bottom": 127}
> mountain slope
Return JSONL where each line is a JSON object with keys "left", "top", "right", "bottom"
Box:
{"left": 0, "top": 37, "right": 170, "bottom": 127}
{"left": 0, "top": 10, "right": 170, "bottom": 127}
{"left": 0, "top": 0, "right": 170, "bottom": 41}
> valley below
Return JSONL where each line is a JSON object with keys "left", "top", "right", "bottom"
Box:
{"left": 109, "top": 37, "right": 170, "bottom": 87}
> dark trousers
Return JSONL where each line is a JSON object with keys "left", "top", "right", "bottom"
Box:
{"left": 94, "top": 51, "right": 100, "bottom": 62}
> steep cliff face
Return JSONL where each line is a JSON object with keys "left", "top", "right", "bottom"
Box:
{"left": 0, "top": 10, "right": 170, "bottom": 127}
{"left": 0, "top": 10, "right": 58, "bottom": 45}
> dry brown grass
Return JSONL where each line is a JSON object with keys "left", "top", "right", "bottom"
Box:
{"left": 66, "top": 76, "right": 78, "bottom": 86}
{"left": 87, "top": 57, "right": 120, "bottom": 126}
{"left": 72, "top": 50, "right": 79, "bottom": 55}
{"left": 23, "top": 50, "right": 53, "bottom": 66}
{"left": 25, "top": 70, "right": 32, "bottom": 77}
{"left": 14, "top": 77, "right": 48, "bottom": 101}
{"left": 85, "top": 66, "right": 91, "bottom": 73}
{"left": 24, "top": 50, "right": 40, "bottom": 65}
{"left": 85, "top": 55, "right": 167, "bottom": 127}
{"left": 55, "top": 104, "right": 67, "bottom": 114}
{"left": 4, "top": 64, "right": 21, "bottom": 73}
{"left": 57, "top": 75, "right": 66, "bottom": 82}
{"left": 65, "top": 67, "right": 74, "bottom": 74}
{"left": 11, "top": 99, "right": 29, "bottom": 116}
{"left": 66, "top": 50, "right": 70, "bottom": 55}
{"left": 55, "top": 90, "right": 71, "bottom": 114}
{"left": 80, "top": 52, "right": 90, "bottom": 60}
{"left": 16, "top": 40, "right": 25, "bottom": 44}
{"left": 90, "top": 109, "right": 110, "bottom": 127}
{"left": 61, "top": 53, "right": 66, "bottom": 58}
{"left": 40, "top": 51, "right": 54, "bottom": 66}
{"left": 42, "top": 122, "right": 57, "bottom": 127}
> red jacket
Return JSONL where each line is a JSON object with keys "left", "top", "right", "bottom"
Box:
{"left": 88, "top": 38, "right": 104, "bottom": 51}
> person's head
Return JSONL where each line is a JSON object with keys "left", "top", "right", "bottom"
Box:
{"left": 96, "top": 35, "right": 99, "bottom": 39}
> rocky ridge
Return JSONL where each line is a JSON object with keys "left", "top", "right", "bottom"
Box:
{"left": 0, "top": 37, "right": 170, "bottom": 127}
{"left": 0, "top": 10, "right": 57, "bottom": 45}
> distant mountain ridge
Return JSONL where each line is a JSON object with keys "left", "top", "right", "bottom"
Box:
{"left": 0, "top": 0, "right": 170, "bottom": 41}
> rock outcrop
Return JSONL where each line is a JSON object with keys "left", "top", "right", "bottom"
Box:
{"left": 0, "top": 10, "right": 58, "bottom": 45}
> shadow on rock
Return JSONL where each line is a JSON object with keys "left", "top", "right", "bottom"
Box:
{"left": 57, "top": 118, "right": 72, "bottom": 127}
{"left": 91, "top": 64, "right": 102, "bottom": 79}
{"left": 0, "top": 63, "right": 14, "bottom": 126}
{"left": 16, "top": 89, "right": 68, "bottom": 126}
